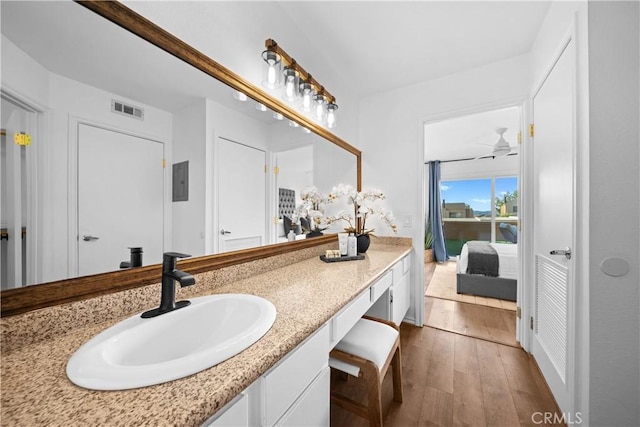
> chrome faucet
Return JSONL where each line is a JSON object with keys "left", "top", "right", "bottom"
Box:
{"left": 142, "top": 252, "right": 195, "bottom": 318}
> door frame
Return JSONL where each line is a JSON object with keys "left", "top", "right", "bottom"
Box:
{"left": 68, "top": 117, "right": 171, "bottom": 277}
{"left": 1, "top": 88, "right": 46, "bottom": 286}
{"left": 523, "top": 18, "right": 590, "bottom": 419}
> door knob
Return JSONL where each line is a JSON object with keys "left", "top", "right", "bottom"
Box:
{"left": 550, "top": 247, "right": 572, "bottom": 259}
{"left": 220, "top": 229, "right": 231, "bottom": 235}
{"left": 82, "top": 235, "right": 100, "bottom": 242}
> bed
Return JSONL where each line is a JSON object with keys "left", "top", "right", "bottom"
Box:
{"left": 456, "top": 241, "right": 518, "bottom": 301}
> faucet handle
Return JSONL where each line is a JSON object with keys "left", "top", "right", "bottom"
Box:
{"left": 163, "top": 252, "right": 191, "bottom": 260}
{"left": 162, "top": 252, "right": 192, "bottom": 271}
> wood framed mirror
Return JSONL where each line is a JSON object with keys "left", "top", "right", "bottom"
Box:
{"left": 0, "top": 0, "right": 361, "bottom": 316}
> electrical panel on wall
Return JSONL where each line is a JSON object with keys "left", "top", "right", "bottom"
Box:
{"left": 172, "top": 161, "right": 189, "bottom": 202}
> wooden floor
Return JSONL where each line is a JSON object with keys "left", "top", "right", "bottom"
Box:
{"left": 425, "top": 297, "right": 518, "bottom": 347}
{"left": 331, "top": 262, "right": 561, "bottom": 426}
{"left": 331, "top": 324, "right": 563, "bottom": 427}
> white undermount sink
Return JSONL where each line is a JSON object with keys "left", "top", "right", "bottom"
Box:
{"left": 66, "top": 294, "right": 276, "bottom": 390}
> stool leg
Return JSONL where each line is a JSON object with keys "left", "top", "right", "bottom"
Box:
{"left": 365, "top": 365, "right": 383, "bottom": 427}
{"left": 391, "top": 347, "right": 403, "bottom": 403}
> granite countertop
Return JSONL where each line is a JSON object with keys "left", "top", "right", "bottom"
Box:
{"left": 1, "top": 243, "right": 411, "bottom": 426}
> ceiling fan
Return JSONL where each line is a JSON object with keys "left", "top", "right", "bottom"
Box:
{"left": 474, "top": 127, "right": 518, "bottom": 159}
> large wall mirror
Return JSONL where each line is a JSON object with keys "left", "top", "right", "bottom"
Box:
{"left": 0, "top": 1, "right": 361, "bottom": 315}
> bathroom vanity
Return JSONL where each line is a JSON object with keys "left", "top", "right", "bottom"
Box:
{"left": 1, "top": 239, "right": 412, "bottom": 426}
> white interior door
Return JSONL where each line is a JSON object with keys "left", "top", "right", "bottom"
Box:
{"left": 218, "top": 137, "right": 266, "bottom": 253}
{"left": 78, "top": 124, "right": 164, "bottom": 276}
{"left": 531, "top": 38, "right": 575, "bottom": 414}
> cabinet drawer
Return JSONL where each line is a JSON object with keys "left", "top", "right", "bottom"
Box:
{"left": 275, "top": 367, "right": 330, "bottom": 427}
{"left": 204, "top": 392, "right": 248, "bottom": 426}
{"left": 370, "top": 270, "right": 393, "bottom": 303}
{"left": 264, "top": 324, "right": 329, "bottom": 426}
{"left": 331, "top": 289, "right": 372, "bottom": 347}
{"left": 402, "top": 255, "right": 412, "bottom": 275}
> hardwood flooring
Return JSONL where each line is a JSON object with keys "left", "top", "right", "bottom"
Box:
{"left": 424, "top": 261, "right": 518, "bottom": 347}
{"left": 330, "top": 324, "right": 563, "bottom": 427}
{"left": 425, "top": 297, "right": 518, "bottom": 348}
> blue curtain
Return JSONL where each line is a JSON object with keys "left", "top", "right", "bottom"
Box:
{"left": 428, "top": 161, "right": 449, "bottom": 262}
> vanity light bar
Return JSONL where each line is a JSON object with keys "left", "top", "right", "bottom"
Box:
{"left": 264, "top": 39, "right": 336, "bottom": 105}
{"left": 111, "top": 99, "right": 144, "bottom": 120}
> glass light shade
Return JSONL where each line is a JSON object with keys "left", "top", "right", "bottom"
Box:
{"left": 255, "top": 102, "right": 267, "bottom": 112}
{"left": 233, "top": 90, "right": 248, "bottom": 101}
{"left": 326, "top": 103, "right": 338, "bottom": 128}
{"left": 261, "top": 50, "right": 282, "bottom": 89}
{"left": 288, "top": 120, "right": 299, "bottom": 128}
{"left": 273, "top": 112, "right": 284, "bottom": 120}
{"left": 313, "top": 94, "right": 327, "bottom": 123}
{"left": 282, "top": 67, "right": 300, "bottom": 103}
{"left": 299, "top": 82, "right": 316, "bottom": 113}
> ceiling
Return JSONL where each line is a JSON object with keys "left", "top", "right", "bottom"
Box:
{"left": 424, "top": 106, "right": 521, "bottom": 162}
{"left": 275, "top": 1, "right": 551, "bottom": 98}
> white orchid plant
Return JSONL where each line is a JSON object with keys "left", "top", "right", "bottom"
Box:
{"left": 292, "top": 186, "right": 333, "bottom": 233}
{"left": 328, "top": 184, "right": 397, "bottom": 235}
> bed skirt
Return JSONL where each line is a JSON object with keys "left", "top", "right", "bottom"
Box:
{"left": 456, "top": 273, "right": 517, "bottom": 301}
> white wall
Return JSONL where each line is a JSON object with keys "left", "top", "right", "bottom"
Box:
{"left": 587, "top": 2, "right": 639, "bottom": 424}
{"left": 172, "top": 99, "right": 207, "bottom": 256}
{"left": 276, "top": 145, "right": 314, "bottom": 197}
{"left": 359, "top": 54, "right": 530, "bottom": 323}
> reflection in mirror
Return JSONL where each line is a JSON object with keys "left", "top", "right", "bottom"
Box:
{"left": 0, "top": 0, "right": 357, "bottom": 291}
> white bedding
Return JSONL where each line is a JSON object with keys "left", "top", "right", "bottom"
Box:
{"left": 457, "top": 242, "right": 518, "bottom": 280}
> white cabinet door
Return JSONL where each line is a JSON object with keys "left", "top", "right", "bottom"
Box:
{"left": 392, "top": 272, "right": 410, "bottom": 325}
{"left": 264, "top": 325, "right": 329, "bottom": 426}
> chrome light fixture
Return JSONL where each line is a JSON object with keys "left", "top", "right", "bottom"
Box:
{"left": 282, "top": 65, "right": 300, "bottom": 103}
{"left": 262, "top": 39, "right": 338, "bottom": 128}
{"left": 299, "top": 81, "right": 316, "bottom": 113}
{"left": 261, "top": 50, "right": 282, "bottom": 89}
{"left": 313, "top": 93, "right": 327, "bottom": 123}
{"left": 326, "top": 103, "right": 339, "bottom": 129}
{"left": 232, "top": 90, "right": 248, "bottom": 101}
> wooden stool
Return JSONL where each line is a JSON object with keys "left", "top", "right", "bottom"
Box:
{"left": 329, "top": 316, "right": 403, "bottom": 427}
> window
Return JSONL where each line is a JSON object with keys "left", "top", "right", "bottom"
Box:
{"left": 440, "top": 176, "right": 518, "bottom": 256}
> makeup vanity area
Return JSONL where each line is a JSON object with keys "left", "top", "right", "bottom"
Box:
{"left": 2, "top": 238, "right": 412, "bottom": 425}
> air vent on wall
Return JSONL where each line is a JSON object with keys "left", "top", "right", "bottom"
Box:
{"left": 111, "top": 99, "right": 144, "bottom": 120}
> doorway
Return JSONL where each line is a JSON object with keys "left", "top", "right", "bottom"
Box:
{"left": 1, "top": 95, "right": 37, "bottom": 289}
{"left": 423, "top": 105, "right": 522, "bottom": 347}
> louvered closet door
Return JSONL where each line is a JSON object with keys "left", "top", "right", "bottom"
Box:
{"left": 531, "top": 37, "right": 576, "bottom": 415}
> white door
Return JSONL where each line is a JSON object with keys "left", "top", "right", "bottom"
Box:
{"left": 78, "top": 124, "right": 164, "bottom": 276}
{"left": 531, "top": 38, "right": 575, "bottom": 414}
{"left": 217, "top": 137, "right": 266, "bottom": 253}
